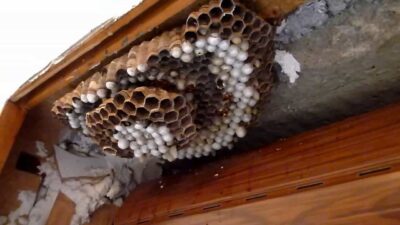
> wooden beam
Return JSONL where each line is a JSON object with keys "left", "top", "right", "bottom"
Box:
{"left": 115, "top": 102, "right": 400, "bottom": 225}
{"left": 155, "top": 171, "right": 400, "bottom": 225}
{"left": 10, "top": 0, "right": 304, "bottom": 110}
{"left": 0, "top": 101, "right": 26, "bottom": 172}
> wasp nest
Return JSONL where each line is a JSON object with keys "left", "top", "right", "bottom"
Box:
{"left": 52, "top": 0, "right": 275, "bottom": 161}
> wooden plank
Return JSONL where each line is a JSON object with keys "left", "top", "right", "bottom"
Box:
{"left": 11, "top": 0, "right": 304, "bottom": 109}
{"left": 0, "top": 100, "right": 26, "bottom": 172}
{"left": 47, "top": 193, "right": 117, "bottom": 225}
{"left": 155, "top": 171, "right": 400, "bottom": 225}
{"left": 115, "top": 102, "right": 400, "bottom": 225}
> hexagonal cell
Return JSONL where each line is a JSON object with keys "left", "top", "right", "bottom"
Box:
{"left": 209, "top": 7, "right": 223, "bottom": 19}
{"left": 187, "top": 16, "right": 198, "bottom": 28}
{"left": 250, "top": 31, "right": 261, "bottom": 42}
{"left": 220, "top": 0, "right": 234, "bottom": 12}
{"left": 99, "top": 108, "right": 108, "bottom": 119}
{"left": 184, "top": 125, "right": 196, "bottom": 136}
{"left": 173, "top": 96, "right": 185, "bottom": 109}
{"left": 92, "top": 111, "right": 102, "bottom": 122}
{"left": 113, "top": 93, "right": 126, "bottom": 107}
{"left": 252, "top": 18, "right": 261, "bottom": 29}
{"left": 164, "top": 111, "right": 178, "bottom": 123}
{"left": 117, "top": 110, "right": 128, "bottom": 119}
{"left": 242, "top": 26, "right": 252, "bottom": 37}
{"left": 168, "top": 121, "right": 180, "bottom": 130}
{"left": 131, "top": 91, "right": 145, "bottom": 105}
{"left": 261, "top": 24, "right": 271, "bottom": 35}
{"left": 150, "top": 111, "right": 164, "bottom": 121}
{"left": 136, "top": 107, "right": 150, "bottom": 119}
{"left": 209, "top": 22, "right": 221, "bottom": 34}
{"left": 198, "top": 13, "right": 211, "bottom": 26}
{"left": 144, "top": 97, "right": 160, "bottom": 110}
{"left": 221, "top": 28, "right": 232, "bottom": 39}
{"left": 147, "top": 55, "right": 160, "bottom": 65}
{"left": 185, "top": 30, "right": 198, "bottom": 43}
{"left": 180, "top": 115, "right": 192, "bottom": 127}
{"left": 243, "top": 12, "right": 254, "bottom": 24}
{"left": 108, "top": 115, "right": 121, "bottom": 125}
{"left": 160, "top": 99, "right": 173, "bottom": 111}
{"left": 233, "top": 5, "right": 244, "bottom": 17}
{"left": 221, "top": 14, "right": 233, "bottom": 26}
{"left": 123, "top": 101, "right": 136, "bottom": 113}
{"left": 178, "top": 107, "right": 189, "bottom": 118}
{"left": 232, "top": 20, "right": 245, "bottom": 33}
{"left": 105, "top": 102, "right": 117, "bottom": 114}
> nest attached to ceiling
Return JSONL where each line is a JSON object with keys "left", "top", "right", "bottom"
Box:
{"left": 52, "top": 0, "right": 275, "bottom": 161}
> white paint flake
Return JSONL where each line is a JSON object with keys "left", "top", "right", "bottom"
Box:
{"left": 274, "top": 50, "right": 301, "bottom": 83}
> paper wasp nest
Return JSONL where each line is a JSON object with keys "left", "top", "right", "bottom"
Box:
{"left": 52, "top": 0, "right": 275, "bottom": 161}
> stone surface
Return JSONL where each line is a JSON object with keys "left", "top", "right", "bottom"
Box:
{"left": 237, "top": 0, "right": 400, "bottom": 150}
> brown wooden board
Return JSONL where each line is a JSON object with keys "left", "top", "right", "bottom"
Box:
{"left": 115, "top": 102, "right": 400, "bottom": 225}
{"left": 0, "top": 101, "right": 26, "bottom": 172}
{"left": 155, "top": 171, "right": 400, "bottom": 225}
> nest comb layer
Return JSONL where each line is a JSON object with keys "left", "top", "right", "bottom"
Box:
{"left": 52, "top": 0, "right": 275, "bottom": 161}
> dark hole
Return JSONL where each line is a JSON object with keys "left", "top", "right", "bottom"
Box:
{"left": 185, "top": 31, "right": 197, "bottom": 43}
{"left": 174, "top": 96, "right": 185, "bottom": 109}
{"left": 232, "top": 20, "right": 244, "bottom": 32}
{"left": 253, "top": 18, "right": 261, "bottom": 28}
{"left": 165, "top": 111, "right": 178, "bottom": 122}
{"left": 233, "top": 6, "right": 243, "bottom": 16}
{"left": 114, "top": 93, "right": 125, "bottom": 105}
{"left": 358, "top": 167, "right": 391, "bottom": 177}
{"left": 181, "top": 115, "right": 191, "bottom": 127}
{"left": 147, "top": 55, "right": 159, "bottom": 65}
{"left": 99, "top": 108, "right": 108, "bottom": 118}
{"left": 198, "top": 13, "right": 210, "bottom": 25}
{"left": 136, "top": 108, "right": 149, "bottom": 118}
{"left": 109, "top": 115, "right": 120, "bottom": 125}
{"left": 169, "top": 211, "right": 184, "bottom": 218}
{"left": 202, "top": 203, "right": 221, "bottom": 211}
{"left": 16, "top": 152, "right": 40, "bottom": 175}
{"left": 244, "top": 12, "right": 254, "bottom": 23}
{"left": 210, "top": 7, "right": 223, "bottom": 19}
{"left": 209, "top": 23, "right": 221, "bottom": 33}
{"left": 250, "top": 31, "right": 261, "bottom": 41}
{"left": 246, "top": 193, "right": 267, "bottom": 202}
{"left": 144, "top": 97, "right": 159, "bottom": 109}
{"left": 261, "top": 24, "right": 271, "bottom": 35}
{"left": 184, "top": 125, "right": 196, "bottom": 135}
{"left": 122, "top": 121, "right": 131, "bottom": 126}
{"left": 160, "top": 99, "right": 173, "bottom": 110}
{"left": 296, "top": 182, "right": 323, "bottom": 191}
{"left": 93, "top": 112, "right": 101, "bottom": 121}
{"left": 187, "top": 17, "right": 198, "bottom": 27}
{"left": 117, "top": 110, "right": 128, "bottom": 119}
{"left": 220, "top": 0, "right": 234, "bottom": 10}
{"left": 123, "top": 102, "right": 136, "bottom": 113}
{"left": 221, "top": 14, "right": 233, "bottom": 25}
{"left": 150, "top": 112, "right": 163, "bottom": 119}
{"left": 132, "top": 91, "right": 145, "bottom": 104}
{"left": 106, "top": 103, "right": 117, "bottom": 113}
{"left": 221, "top": 28, "right": 232, "bottom": 39}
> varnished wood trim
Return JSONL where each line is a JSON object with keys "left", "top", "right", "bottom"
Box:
{"left": 0, "top": 101, "right": 26, "bottom": 172}
{"left": 115, "top": 103, "right": 400, "bottom": 225}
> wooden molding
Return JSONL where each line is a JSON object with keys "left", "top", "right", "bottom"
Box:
{"left": 156, "top": 171, "right": 400, "bottom": 225}
{"left": 0, "top": 101, "right": 26, "bottom": 172}
{"left": 115, "top": 102, "right": 400, "bottom": 225}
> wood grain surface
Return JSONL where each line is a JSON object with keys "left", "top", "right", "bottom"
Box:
{"left": 116, "top": 102, "right": 400, "bottom": 225}
{"left": 156, "top": 171, "right": 400, "bottom": 225}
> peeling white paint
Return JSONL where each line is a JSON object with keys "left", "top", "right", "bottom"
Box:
{"left": 274, "top": 50, "right": 301, "bottom": 83}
